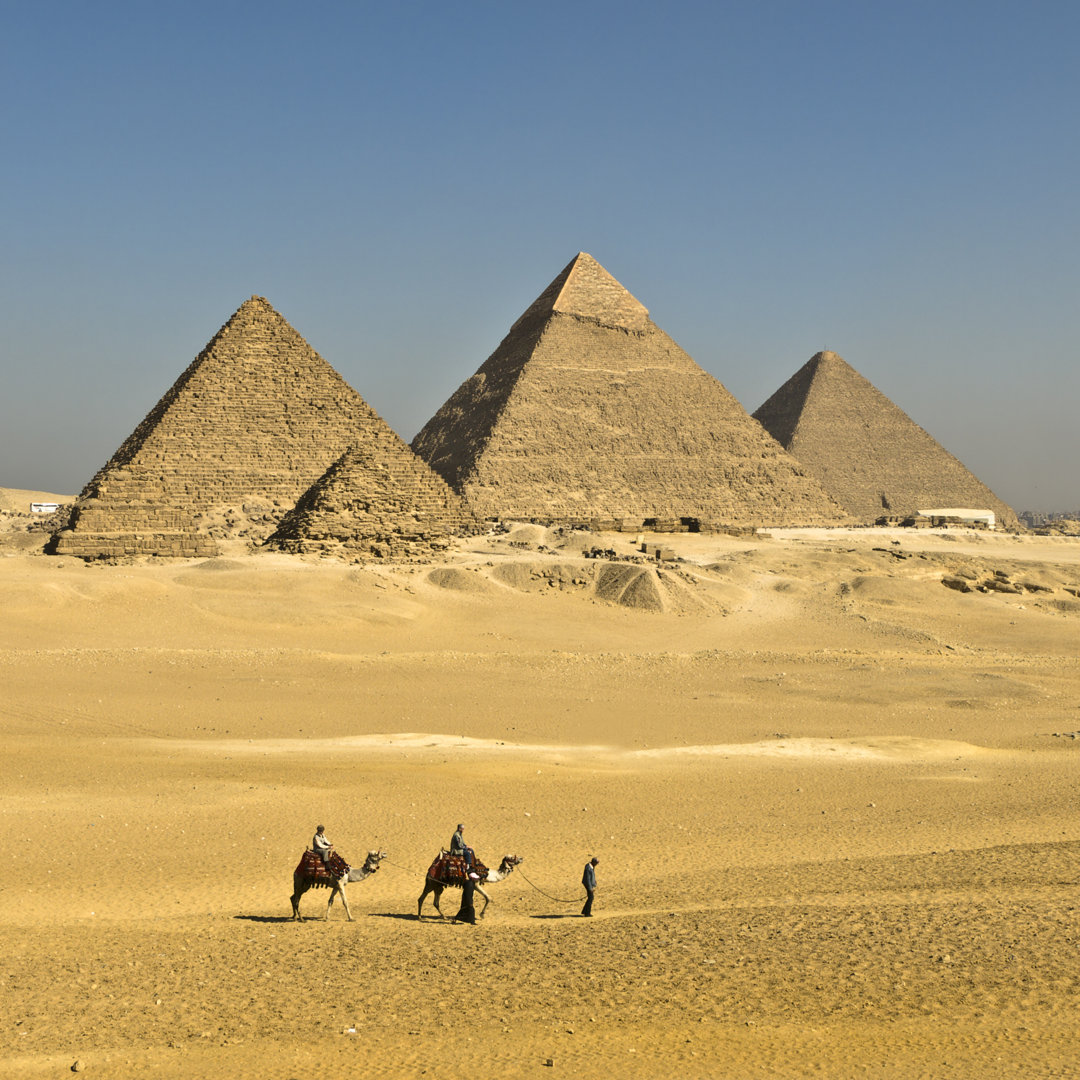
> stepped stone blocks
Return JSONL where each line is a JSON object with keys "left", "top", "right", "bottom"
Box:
{"left": 51, "top": 297, "right": 414, "bottom": 558}
{"left": 412, "top": 253, "right": 846, "bottom": 527}
{"left": 268, "top": 436, "right": 479, "bottom": 559}
{"left": 753, "top": 351, "right": 1018, "bottom": 526}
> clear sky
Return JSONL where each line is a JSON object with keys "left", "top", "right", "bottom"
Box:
{"left": 2, "top": 1, "right": 1076, "bottom": 511}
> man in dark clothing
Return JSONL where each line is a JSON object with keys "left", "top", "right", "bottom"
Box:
{"left": 582, "top": 857, "right": 599, "bottom": 917}
{"left": 455, "top": 873, "right": 478, "bottom": 924}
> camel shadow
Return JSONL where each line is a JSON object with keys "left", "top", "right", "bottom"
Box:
{"left": 370, "top": 912, "right": 463, "bottom": 924}
{"left": 233, "top": 914, "right": 296, "bottom": 924}
{"left": 531, "top": 914, "right": 585, "bottom": 920}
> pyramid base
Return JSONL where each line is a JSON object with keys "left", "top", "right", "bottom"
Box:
{"left": 50, "top": 530, "right": 220, "bottom": 560}
{"left": 270, "top": 534, "right": 453, "bottom": 562}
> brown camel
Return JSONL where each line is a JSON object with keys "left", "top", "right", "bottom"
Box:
{"left": 417, "top": 853, "right": 522, "bottom": 920}
{"left": 290, "top": 849, "right": 386, "bottom": 922}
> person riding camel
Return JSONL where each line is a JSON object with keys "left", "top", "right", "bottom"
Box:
{"left": 450, "top": 823, "right": 473, "bottom": 869}
{"left": 312, "top": 824, "right": 333, "bottom": 865}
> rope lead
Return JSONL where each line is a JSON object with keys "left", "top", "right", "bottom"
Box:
{"left": 517, "top": 870, "right": 586, "bottom": 905}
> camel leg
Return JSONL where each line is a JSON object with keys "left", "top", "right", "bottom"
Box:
{"left": 338, "top": 884, "right": 353, "bottom": 922}
{"left": 291, "top": 880, "right": 305, "bottom": 921}
{"left": 475, "top": 885, "right": 491, "bottom": 918}
{"left": 418, "top": 880, "right": 446, "bottom": 920}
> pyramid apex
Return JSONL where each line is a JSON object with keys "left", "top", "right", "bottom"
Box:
{"left": 220, "top": 296, "right": 290, "bottom": 329}
{"left": 550, "top": 253, "right": 650, "bottom": 331}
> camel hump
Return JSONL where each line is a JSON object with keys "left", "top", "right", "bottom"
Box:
{"left": 426, "top": 852, "right": 489, "bottom": 885}
{"left": 294, "top": 850, "right": 351, "bottom": 882}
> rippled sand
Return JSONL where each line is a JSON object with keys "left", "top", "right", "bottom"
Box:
{"left": 2, "top": 521, "right": 1078, "bottom": 1077}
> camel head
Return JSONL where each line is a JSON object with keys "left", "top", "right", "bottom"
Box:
{"left": 363, "top": 850, "right": 388, "bottom": 873}
{"left": 497, "top": 854, "right": 523, "bottom": 875}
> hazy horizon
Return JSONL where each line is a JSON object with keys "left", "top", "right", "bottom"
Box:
{"left": 2, "top": 3, "right": 1077, "bottom": 512}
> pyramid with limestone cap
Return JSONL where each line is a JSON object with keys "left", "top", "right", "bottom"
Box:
{"left": 412, "top": 253, "right": 846, "bottom": 527}
{"left": 51, "top": 297, "right": 448, "bottom": 558}
{"left": 753, "top": 351, "right": 1017, "bottom": 526}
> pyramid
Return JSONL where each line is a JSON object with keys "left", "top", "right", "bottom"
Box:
{"left": 411, "top": 253, "right": 845, "bottom": 527}
{"left": 268, "top": 437, "right": 479, "bottom": 559}
{"left": 51, "top": 297, "right": 422, "bottom": 558}
{"left": 752, "top": 351, "right": 1018, "bottom": 526}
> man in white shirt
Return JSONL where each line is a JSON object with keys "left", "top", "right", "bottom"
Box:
{"left": 313, "top": 825, "right": 333, "bottom": 865}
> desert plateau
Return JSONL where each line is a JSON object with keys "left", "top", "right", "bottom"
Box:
{"left": 2, "top": 494, "right": 1079, "bottom": 1078}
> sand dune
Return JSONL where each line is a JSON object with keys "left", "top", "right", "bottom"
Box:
{"left": 2, "top": 515, "right": 1079, "bottom": 1077}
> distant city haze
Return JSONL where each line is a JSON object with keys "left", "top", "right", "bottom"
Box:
{"left": 2, "top": 5, "right": 1076, "bottom": 512}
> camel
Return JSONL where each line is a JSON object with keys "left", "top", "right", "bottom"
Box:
{"left": 417, "top": 853, "right": 522, "bottom": 920}
{"left": 290, "top": 848, "right": 386, "bottom": 922}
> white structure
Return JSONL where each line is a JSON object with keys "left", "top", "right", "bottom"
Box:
{"left": 30, "top": 502, "right": 60, "bottom": 514}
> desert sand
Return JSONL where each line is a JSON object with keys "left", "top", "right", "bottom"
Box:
{"left": 2, "top": 505, "right": 1079, "bottom": 1078}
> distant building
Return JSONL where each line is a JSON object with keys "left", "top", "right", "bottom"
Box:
{"left": 917, "top": 508, "right": 996, "bottom": 529}
{"left": 1019, "top": 509, "right": 1080, "bottom": 533}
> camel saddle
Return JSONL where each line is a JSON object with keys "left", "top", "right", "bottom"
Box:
{"left": 294, "top": 849, "right": 351, "bottom": 887}
{"left": 426, "top": 852, "right": 489, "bottom": 886}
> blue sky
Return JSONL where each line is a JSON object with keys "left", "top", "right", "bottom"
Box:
{"left": 2, "top": 1, "right": 1076, "bottom": 510}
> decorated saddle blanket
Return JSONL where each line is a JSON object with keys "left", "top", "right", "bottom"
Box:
{"left": 294, "top": 850, "right": 351, "bottom": 887}
{"left": 426, "top": 852, "right": 489, "bottom": 886}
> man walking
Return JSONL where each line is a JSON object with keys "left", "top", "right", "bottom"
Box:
{"left": 581, "top": 856, "right": 599, "bottom": 917}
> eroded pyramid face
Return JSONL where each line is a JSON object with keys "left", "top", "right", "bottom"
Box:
{"left": 267, "top": 437, "right": 479, "bottom": 560}
{"left": 413, "top": 254, "right": 846, "bottom": 527}
{"left": 753, "top": 351, "right": 1017, "bottom": 525}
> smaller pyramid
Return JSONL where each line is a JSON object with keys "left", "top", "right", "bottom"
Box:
{"left": 413, "top": 253, "right": 846, "bottom": 527}
{"left": 753, "top": 351, "right": 1017, "bottom": 526}
{"left": 268, "top": 436, "right": 479, "bottom": 559}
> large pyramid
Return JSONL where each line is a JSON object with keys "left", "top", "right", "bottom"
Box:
{"left": 268, "top": 438, "right": 479, "bottom": 559}
{"left": 52, "top": 297, "right": 420, "bottom": 558}
{"left": 412, "top": 253, "right": 845, "bottom": 527}
{"left": 753, "top": 351, "right": 1018, "bottom": 526}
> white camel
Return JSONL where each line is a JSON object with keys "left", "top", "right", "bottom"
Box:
{"left": 291, "top": 849, "right": 386, "bottom": 922}
{"left": 417, "top": 853, "right": 522, "bottom": 920}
